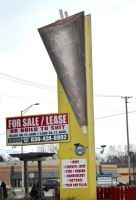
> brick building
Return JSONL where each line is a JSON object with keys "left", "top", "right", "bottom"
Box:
{"left": 0, "top": 160, "right": 59, "bottom": 187}
{"left": 0, "top": 159, "right": 130, "bottom": 187}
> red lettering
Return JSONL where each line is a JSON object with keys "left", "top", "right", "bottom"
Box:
{"left": 72, "top": 160, "right": 79, "bottom": 164}
{"left": 73, "top": 183, "right": 78, "bottom": 187}
{"left": 10, "top": 129, "right": 18, "bottom": 133}
{"left": 66, "top": 170, "right": 72, "bottom": 173}
{"left": 21, "top": 127, "right": 38, "bottom": 132}
{"left": 50, "top": 125, "right": 65, "bottom": 130}
{"left": 67, "top": 174, "right": 85, "bottom": 178}
{"left": 61, "top": 125, "right": 65, "bottom": 129}
{"left": 79, "top": 183, "right": 87, "bottom": 187}
{"left": 76, "top": 179, "right": 82, "bottom": 182}
{"left": 40, "top": 126, "right": 48, "bottom": 131}
{"left": 69, "top": 179, "right": 75, "bottom": 182}
{"left": 66, "top": 184, "right": 72, "bottom": 187}
{"left": 79, "top": 165, "right": 86, "bottom": 168}
{"left": 75, "top": 169, "right": 85, "bottom": 173}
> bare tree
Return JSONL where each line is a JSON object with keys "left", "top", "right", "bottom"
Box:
{"left": 36, "top": 144, "right": 59, "bottom": 160}
{"left": 47, "top": 144, "right": 59, "bottom": 159}
{"left": 99, "top": 144, "right": 136, "bottom": 164}
{"left": 123, "top": 144, "right": 136, "bottom": 153}
{"left": 36, "top": 144, "right": 46, "bottom": 152}
{"left": 107, "top": 145, "right": 124, "bottom": 157}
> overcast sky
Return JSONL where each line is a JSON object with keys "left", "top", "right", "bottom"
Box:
{"left": 0, "top": 0, "right": 136, "bottom": 154}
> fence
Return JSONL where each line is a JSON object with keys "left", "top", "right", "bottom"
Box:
{"left": 97, "top": 187, "right": 136, "bottom": 200}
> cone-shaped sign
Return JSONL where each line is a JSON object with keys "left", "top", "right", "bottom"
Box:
{"left": 38, "top": 11, "right": 87, "bottom": 129}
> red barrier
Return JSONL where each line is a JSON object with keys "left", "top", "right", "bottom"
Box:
{"left": 116, "top": 187, "right": 119, "bottom": 200}
{"left": 104, "top": 187, "right": 108, "bottom": 199}
{"left": 108, "top": 187, "right": 112, "bottom": 199}
{"left": 100, "top": 187, "right": 103, "bottom": 199}
{"left": 120, "top": 187, "right": 123, "bottom": 200}
{"left": 58, "top": 193, "right": 60, "bottom": 200}
{"left": 112, "top": 187, "right": 115, "bottom": 200}
{"left": 128, "top": 188, "right": 132, "bottom": 200}
{"left": 134, "top": 187, "right": 136, "bottom": 200}
{"left": 97, "top": 186, "right": 136, "bottom": 200}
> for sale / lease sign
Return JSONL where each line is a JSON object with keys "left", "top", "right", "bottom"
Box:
{"left": 6, "top": 113, "right": 69, "bottom": 146}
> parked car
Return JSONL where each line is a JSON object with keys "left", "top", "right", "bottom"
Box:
{"left": 43, "top": 179, "right": 60, "bottom": 186}
{"left": 43, "top": 179, "right": 60, "bottom": 191}
{"left": 116, "top": 181, "right": 127, "bottom": 186}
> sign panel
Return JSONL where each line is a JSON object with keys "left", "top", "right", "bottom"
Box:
{"left": 62, "top": 159, "right": 87, "bottom": 188}
{"left": 29, "top": 173, "right": 34, "bottom": 179}
{"left": 97, "top": 174, "right": 113, "bottom": 185}
{"left": 6, "top": 113, "right": 69, "bottom": 146}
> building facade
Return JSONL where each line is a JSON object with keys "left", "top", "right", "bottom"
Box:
{"left": 0, "top": 159, "right": 130, "bottom": 187}
{"left": 0, "top": 160, "right": 59, "bottom": 187}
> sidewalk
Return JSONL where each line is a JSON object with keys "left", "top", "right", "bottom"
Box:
{"left": 7, "top": 187, "right": 54, "bottom": 199}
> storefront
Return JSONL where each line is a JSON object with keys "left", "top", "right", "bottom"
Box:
{"left": 12, "top": 171, "right": 59, "bottom": 187}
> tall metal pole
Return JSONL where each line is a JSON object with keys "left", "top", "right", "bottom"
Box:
{"left": 134, "top": 153, "right": 136, "bottom": 185}
{"left": 132, "top": 153, "right": 135, "bottom": 185}
{"left": 20, "top": 103, "right": 39, "bottom": 193}
{"left": 122, "top": 96, "right": 132, "bottom": 185}
{"left": 21, "top": 111, "right": 24, "bottom": 193}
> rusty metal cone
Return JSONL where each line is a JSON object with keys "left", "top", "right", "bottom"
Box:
{"left": 38, "top": 11, "right": 87, "bottom": 130}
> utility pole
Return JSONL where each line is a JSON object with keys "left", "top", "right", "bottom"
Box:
{"left": 122, "top": 96, "right": 132, "bottom": 185}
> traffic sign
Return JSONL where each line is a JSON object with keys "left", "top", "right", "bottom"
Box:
{"left": 29, "top": 173, "right": 34, "bottom": 179}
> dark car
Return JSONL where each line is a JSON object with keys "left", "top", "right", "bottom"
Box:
{"left": 43, "top": 179, "right": 60, "bottom": 186}
{"left": 116, "top": 181, "right": 127, "bottom": 186}
{"left": 43, "top": 179, "right": 60, "bottom": 191}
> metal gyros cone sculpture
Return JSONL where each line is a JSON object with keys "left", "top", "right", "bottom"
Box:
{"left": 38, "top": 11, "right": 88, "bottom": 133}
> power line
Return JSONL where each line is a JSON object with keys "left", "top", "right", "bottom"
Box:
{"left": 95, "top": 112, "right": 126, "bottom": 120}
{"left": 0, "top": 90, "right": 135, "bottom": 121}
{"left": 132, "top": 96, "right": 136, "bottom": 100}
{"left": 95, "top": 110, "right": 136, "bottom": 120}
{"left": 95, "top": 108, "right": 124, "bottom": 112}
{"left": 0, "top": 93, "right": 57, "bottom": 104}
{"left": 0, "top": 92, "right": 130, "bottom": 113}
{"left": 0, "top": 111, "right": 135, "bottom": 137}
{"left": 0, "top": 71, "right": 57, "bottom": 90}
{"left": 0, "top": 71, "right": 126, "bottom": 97}
{"left": 0, "top": 91, "right": 126, "bottom": 107}
{"left": 0, "top": 91, "right": 134, "bottom": 113}
{"left": 0, "top": 111, "right": 130, "bottom": 135}
{"left": 129, "top": 97, "right": 136, "bottom": 103}
{"left": 1, "top": 72, "right": 136, "bottom": 118}
{"left": 129, "top": 100, "right": 136, "bottom": 104}
{"left": 0, "top": 76, "right": 57, "bottom": 91}
{"left": 94, "top": 94, "right": 122, "bottom": 97}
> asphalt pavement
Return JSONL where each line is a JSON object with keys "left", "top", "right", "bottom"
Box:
{"left": 7, "top": 187, "right": 54, "bottom": 199}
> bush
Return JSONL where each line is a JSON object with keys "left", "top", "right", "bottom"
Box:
{"left": 61, "top": 196, "right": 79, "bottom": 200}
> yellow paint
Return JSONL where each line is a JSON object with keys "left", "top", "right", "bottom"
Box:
{"left": 58, "top": 15, "right": 96, "bottom": 200}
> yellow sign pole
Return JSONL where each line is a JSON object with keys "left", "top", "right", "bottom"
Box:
{"left": 58, "top": 14, "right": 96, "bottom": 200}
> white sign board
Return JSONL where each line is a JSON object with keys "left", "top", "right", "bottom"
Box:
{"left": 6, "top": 113, "right": 69, "bottom": 146}
{"left": 97, "top": 174, "right": 112, "bottom": 185}
{"left": 62, "top": 159, "right": 87, "bottom": 188}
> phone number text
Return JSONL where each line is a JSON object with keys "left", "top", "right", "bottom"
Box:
{"left": 24, "top": 134, "right": 68, "bottom": 143}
